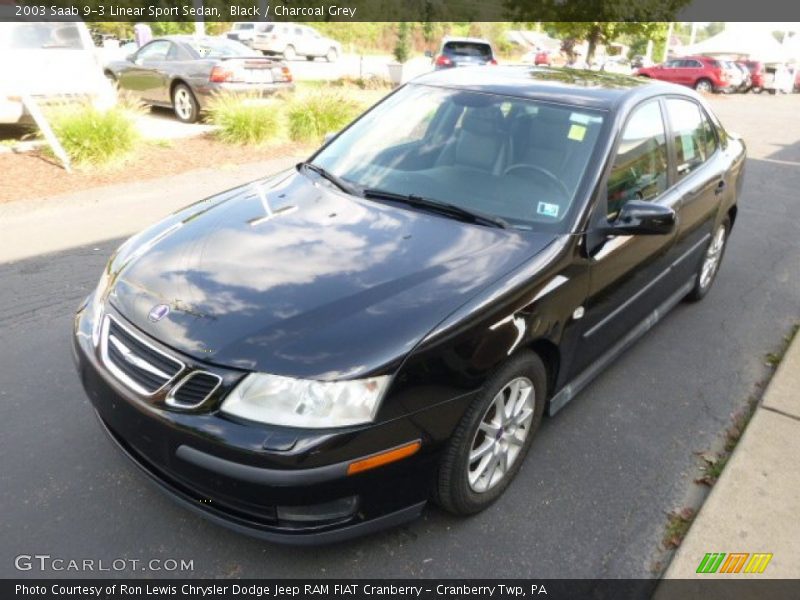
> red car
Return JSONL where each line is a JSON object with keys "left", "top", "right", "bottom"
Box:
{"left": 635, "top": 55, "right": 730, "bottom": 93}
{"left": 534, "top": 50, "right": 551, "bottom": 66}
{"left": 743, "top": 60, "right": 765, "bottom": 93}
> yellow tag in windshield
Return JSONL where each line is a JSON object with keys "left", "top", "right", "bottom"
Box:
{"left": 568, "top": 124, "right": 586, "bottom": 142}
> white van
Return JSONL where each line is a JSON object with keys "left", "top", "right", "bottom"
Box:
{"left": 0, "top": 21, "right": 115, "bottom": 124}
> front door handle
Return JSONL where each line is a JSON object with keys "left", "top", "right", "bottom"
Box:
{"left": 714, "top": 180, "right": 727, "bottom": 195}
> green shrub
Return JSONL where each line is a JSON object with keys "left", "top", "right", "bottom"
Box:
{"left": 287, "top": 91, "right": 361, "bottom": 144}
{"left": 46, "top": 100, "right": 142, "bottom": 167}
{"left": 207, "top": 93, "right": 282, "bottom": 146}
{"left": 393, "top": 22, "right": 411, "bottom": 64}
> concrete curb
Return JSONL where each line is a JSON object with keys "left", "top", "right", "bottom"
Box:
{"left": 0, "top": 156, "right": 299, "bottom": 264}
{"left": 656, "top": 329, "right": 800, "bottom": 588}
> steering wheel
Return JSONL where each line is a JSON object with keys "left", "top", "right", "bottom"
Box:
{"left": 503, "top": 164, "right": 571, "bottom": 201}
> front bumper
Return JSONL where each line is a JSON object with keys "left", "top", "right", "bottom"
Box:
{"left": 72, "top": 303, "right": 473, "bottom": 543}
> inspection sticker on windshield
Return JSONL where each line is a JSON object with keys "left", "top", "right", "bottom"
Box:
{"left": 537, "top": 202, "right": 560, "bottom": 218}
{"left": 568, "top": 124, "right": 587, "bottom": 142}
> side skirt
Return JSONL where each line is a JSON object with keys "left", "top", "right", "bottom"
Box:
{"left": 548, "top": 276, "right": 696, "bottom": 416}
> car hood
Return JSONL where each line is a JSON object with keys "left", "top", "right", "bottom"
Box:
{"left": 109, "top": 170, "right": 558, "bottom": 379}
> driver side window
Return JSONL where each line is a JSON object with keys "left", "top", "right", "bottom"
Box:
{"left": 136, "top": 40, "right": 170, "bottom": 62}
{"left": 607, "top": 100, "right": 668, "bottom": 220}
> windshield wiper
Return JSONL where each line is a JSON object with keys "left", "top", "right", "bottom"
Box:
{"left": 362, "top": 188, "right": 508, "bottom": 229}
{"left": 297, "top": 162, "right": 361, "bottom": 196}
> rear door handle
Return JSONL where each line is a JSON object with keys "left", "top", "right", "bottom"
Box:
{"left": 715, "top": 180, "right": 727, "bottom": 195}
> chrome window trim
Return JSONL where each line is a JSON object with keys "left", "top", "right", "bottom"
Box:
{"left": 165, "top": 371, "right": 223, "bottom": 410}
{"left": 99, "top": 315, "right": 185, "bottom": 397}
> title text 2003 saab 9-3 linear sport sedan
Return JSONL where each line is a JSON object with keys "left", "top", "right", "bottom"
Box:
{"left": 73, "top": 67, "right": 745, "bottom": 544}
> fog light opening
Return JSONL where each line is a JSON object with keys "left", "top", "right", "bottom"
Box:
{"left": 276, "top": 495, "right": 359, "bottom": 526}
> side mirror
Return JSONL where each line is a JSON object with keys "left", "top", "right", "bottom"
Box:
{"left": 126, "top": 53, "right": 135, "bottom": 62}
{"left": 605, "top": 200, "right": 676, "bottom": 235}
{"left": 424, "top": 50, "right": 433, "bottom": 58}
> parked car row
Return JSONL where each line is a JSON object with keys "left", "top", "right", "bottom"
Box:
{"left": 227, "top": 21, "right": 341, "bottom": 62}
{"left": 635, "top": 55, "right": 798, "bottom": 94}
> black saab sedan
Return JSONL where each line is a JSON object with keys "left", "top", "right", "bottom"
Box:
{"left": 73, "top": 67, "right": 745, "bottom": 543}
{"left": 105, "top": 36, "right": 293, "bottom": 123}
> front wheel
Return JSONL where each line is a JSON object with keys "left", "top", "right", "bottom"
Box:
{"left": 434, "top": 351, "right": 547, "bottom": 515}
{"left": 685, "top": 218, "right": 730, "bottom": 302}
{"left": 326, "top": 48, "right": 338, "bottom": 62}
{"left": 283, "top": 45, "right": 296, "bottom": 61}
{"left": 172, "top": 84, "right": 199, "bottom": 123}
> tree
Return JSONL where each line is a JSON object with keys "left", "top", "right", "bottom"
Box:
{"left": 394, "top": 22, "right": 411, "bottom": 64}
{"left": 544, "top": 22, "right": 673, "bottom": 64}
{"left": 509, "top": 0, "right": 691, "bottom": 63}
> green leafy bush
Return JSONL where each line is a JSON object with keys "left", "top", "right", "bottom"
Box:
{"left": 46, "top": 99, "right": 142, "bottom": 167}
{"left": 207, "top": 93, "right": 282, "bottom": 146}
{"left": 287, "top": 91, "right": 361, "bottom": 144}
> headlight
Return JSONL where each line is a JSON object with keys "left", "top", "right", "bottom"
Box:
{"left": 89, "top": 265, "right": 112, "bottom": 346}
{"left": 220, "top": 373, "right": 390, "bottom": 428}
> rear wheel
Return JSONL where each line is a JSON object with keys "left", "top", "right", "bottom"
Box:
{"left": 434, "top": 351, "right": 547, "bottom": 515}
{"left": 283, "top": 45, "right": 296, "bottom": 61}
{"left": 685, "top": 217, "right": 730, "bottom": 302}
{"left": 171, "top": 84, "right": 199, "bottom": 124}
{"left": 694, "top": 78, "right": 713, "bottom": 93}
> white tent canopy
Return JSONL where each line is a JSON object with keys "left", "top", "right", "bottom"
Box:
{"left": 677, "top": 27, "right": 789, "bottom": 63}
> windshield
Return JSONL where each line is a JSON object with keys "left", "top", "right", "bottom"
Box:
{"left": 312, "top": 84, "right": 605, "bottom": 231}
{"left": 4, "top": 23, "right": 86, "bottom": 50}
{"left": 443, "top": 41, "right": 492, "bottom": 58}
{"left": 188, "top": 38, "right": 252, "bottom": 58}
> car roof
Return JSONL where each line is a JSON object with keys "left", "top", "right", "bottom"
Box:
{"left": 158, "top": 35, "right": 234, "bottom": 43}
{"left": 411, "top": 65, "right": 690, "bottom": 111}
{"left": 442, "top": 36, "right": 492, "bottom": 45}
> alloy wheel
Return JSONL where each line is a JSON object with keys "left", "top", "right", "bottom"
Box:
{"left": 467, "top": 377, "right": 535, "bottom": 493}
{"left": 700, "top": 225, "right": 726, "bottom": 290}
{"left": 174, "top": 88, "right": 194, "bottom": 121}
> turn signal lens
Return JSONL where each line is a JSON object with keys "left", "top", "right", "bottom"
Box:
{"left": 346, "top": 441, "right": 421, "bottom": 476}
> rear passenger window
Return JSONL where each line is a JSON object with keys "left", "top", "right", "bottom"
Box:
{"left": 666, "top": 98, "right": 714, "bottom": 180}
{"left": 607, "top": 100, "right": 668, "bottom": 219}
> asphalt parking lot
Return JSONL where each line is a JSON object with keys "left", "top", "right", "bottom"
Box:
{"left": 0, "top": 94, "right": 798, "bottom": 582}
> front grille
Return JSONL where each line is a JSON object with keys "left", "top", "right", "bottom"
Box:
{"left": 167, "top": 372, "right": 221, "bottom": 408}
{"left": 101, "top": 316, "right": 183, "bottom": 395}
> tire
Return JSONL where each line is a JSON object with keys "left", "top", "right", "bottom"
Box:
{"left": 752, "top": 87, "right": 763, "bottom": 94}
{"left": 171, "top": 83, "right": 199, "bottom": 124}
{"left": 283, "top": 45, "right": 296, "bottom": 61}
{"left": 326, "top": 48, "right": 338, "bottom": 63}
{"left": 104, "top": 70, "right": 116, "bottom": 83}
{"left": 306, "top": 56, "right": 314, "bottom": 61}
{"left": 434, "top": 351, "right": 547, "bottom": 515}
{"left": 685, "top": 217, "right": 730, "bottom": 302}
{"left": 694, "top": 78, "right": 713, "bottom": 93}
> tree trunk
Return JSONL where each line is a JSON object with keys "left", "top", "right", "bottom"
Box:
{"left": 586, "top": 25, "right": 602, "bottom": 65}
